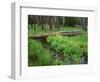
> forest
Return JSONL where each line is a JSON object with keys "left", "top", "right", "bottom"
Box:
{"left": 28, "top": 15, "right": 88, "bottom": 66}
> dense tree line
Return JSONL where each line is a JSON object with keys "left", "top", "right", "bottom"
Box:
{"left": 28, "top": 15, "right": 88, "bottom": 31}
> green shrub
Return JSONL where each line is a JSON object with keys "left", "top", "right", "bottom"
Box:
{"left": 28, "top": 32, "right": 87, "bottom": 65}
{"left": 47, "top": 35, "right": 67, "bottom": 51}
{"left": 52, "top": 59, "right": 63, "bottom": 65}
{"left": 28, "top": 39, "right": 53, "bottom": 66}
{"left": 47, "top": 33, "right": 87, "bottom": 64}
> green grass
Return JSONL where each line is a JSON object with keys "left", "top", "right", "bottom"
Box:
{"left": 28, "top": 31, "right": 87, "bottom": 66}
{"left": 47, "top": 32, "right": 87, "bottom": 64}
{"left": 28, "top": 39, "right": 53, "bottom": 66}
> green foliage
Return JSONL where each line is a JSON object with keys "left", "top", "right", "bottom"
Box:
{"left": 47, "top": 32, "right": 87, "bottom": 64}
{"left": 52, "top": 59, "right": 63, "bottom": 65}
{"left": 28, "top": 32, "right": 87, "bottom": 66}
{"left": 47, "top": 35, "right": 66, "bottom": 52}
{"left": 28, "top": 39, "right": 53, "bottom": 66}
